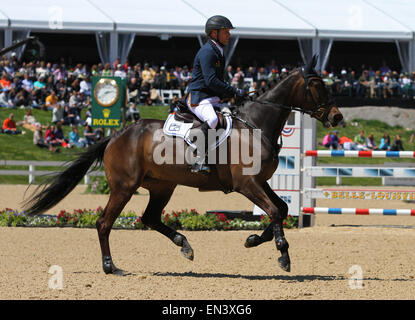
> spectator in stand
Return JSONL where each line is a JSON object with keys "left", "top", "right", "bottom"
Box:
{"left": 142, "top": 63, "right": 155, "bottom": 85}
{"left": 357, "top": 70, "right": 375, "bottom": 98}
{"left": 2, "top": 113, "right": 21, "bottom": 134}
{"left": 22, "top": 108, "right": 37, "bottom": 132}
{"left": 0, "top": 88, "right": 14, "bottom": 108}
{"left": 33, "top": 123, "right": 58, "bottom": 152}
{"left": 354, "top": 130, "right": 366, "bottom": 150}
{"left": 21, "top": 74, "right": 33, "bottom": 92}
{"left": 90, "top": 64, "right": 99, "bottom": 77}
{"left": 45, "top": 124, "right": 61, "bottom": 146}
{"left": 231, "top": 67, "right": 245, "bottom": 89}
{"left": 224, "top": 65, "right": 233, "bottom": 84}
{"left": 256, "top": 67, "right": 268, "bottom": 84}
{"left": 125, "top": 103, "right": 140, "bottom": 123}
{"left": 0, "top": 74, "right": 11, "bottom": 89}
{"left": 128, "top": 77, "right": 140, "bottom": 103}
{"left": 102, "top": 63, "right": 113, "bottom": 77}
{"left": 114, "top": 64, "right": 126, "bottom": 78}
{"left": 365, "top": 133, "right": 378, "bottom": 150}
{"left": 36, "top": 61, "right": 49, "bottom": 79}
{"left": 140, "top": 81, "right": 150, "bottom": 104}
{"left": 379, "top": 133, "right": 391, "bottom": 150}
{"left": 391, "top": 134, "right": 404, "bottom": 151}
{"left": 68, "top": 126, "right": 85, "bottom": 148}
{"left": 153, "top": 67, "right": 167, "bottom": 89}
{"left": 168, "top": 67, "right": 179, "bottom": 89}
{"left": 330, "top": 130, "right": 340, "bottom": 149}
{"left": 322, "top": 131, "right": 332, "bottom": 149}
{"left": 45, "top": 90, "right": 59, "bottom": 109}
{"left": 83, "top": 124, "right": 96, "bottom": 146}
{"left": 53, "top": 121, "right": 70, "bottom": 148}
{"left": 79, "top": 75, "right": 91, "bottom": 96}
{"left": 52, "top": 102, "right": 64, "bottom": 124}
{"left": 55, "top": 78, "right": 67, "bottom": 101}
{"left": 180, "top": 65, "right": 192, "bottom": 87}
{"left": 379, "top": 60, "right": 392, "bottom": 75}
{"left": 245, "top": 66, "right": 257, "bottom": 83}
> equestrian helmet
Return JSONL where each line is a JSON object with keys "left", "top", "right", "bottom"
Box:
{"left": 205, "top": 15, "right": 235, "bottom": 35}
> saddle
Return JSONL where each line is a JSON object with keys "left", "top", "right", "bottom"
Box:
{"left": 172, "top": 97, "right": 227, "bottom": 130}
{"left": 163, "top": 97, "right": 233, "bottom": 151}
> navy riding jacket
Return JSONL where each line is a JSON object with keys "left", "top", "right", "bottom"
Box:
{"left": 187, "top": 39, "right": 237, "bottom": 106}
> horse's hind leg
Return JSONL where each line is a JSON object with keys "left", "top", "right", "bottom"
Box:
{"left": 141, "top": 182, "right": 194, "bottom": 261}
{"left": 96, "top": 189, "right": 135, "bottom": 275}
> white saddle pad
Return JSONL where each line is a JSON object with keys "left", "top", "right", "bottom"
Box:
{"left": 163, "top": 112, "right": 232, "bottom": 151}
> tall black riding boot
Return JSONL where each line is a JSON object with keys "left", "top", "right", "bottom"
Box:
{"left": 190, "top": 122, "right": 211, "bottom": 174}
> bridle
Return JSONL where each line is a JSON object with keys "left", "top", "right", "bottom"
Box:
{"left": 230, "top": 68, "right": 336, "bottom": 159}
{"left": 244, "top": 68, "right": 336, "bottom": 123}
{"left": 300, "top": 67, "right": 336, "bottom": 122}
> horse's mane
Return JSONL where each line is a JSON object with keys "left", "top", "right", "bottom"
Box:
{"left": 248, "top": 56, "right": 319, "bottom": 102}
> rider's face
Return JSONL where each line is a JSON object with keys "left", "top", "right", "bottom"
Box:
{"left": 212, "top": 28, "right": 231, "bottom": 46}
{"left": 219, "top": 28, "right": 231, "bottom": 46}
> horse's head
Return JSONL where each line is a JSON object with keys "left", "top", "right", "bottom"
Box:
{"left": 295, "top": 55, "right": 343, "bottom": 127}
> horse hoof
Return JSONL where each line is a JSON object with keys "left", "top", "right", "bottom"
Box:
{"left": 112, "top": 268, "right": 126, "bottom": 276}
{"left": 102, "top": 256, "right": 124, "bottom": 275}
{"left": 278, "top": 256, "right": 291, "bottom": 272}
{"left": 181, "top": 246, "right": 194, "bottom": 261}
{"left": 244, "top": 234, "right": 261, "bottom": 248}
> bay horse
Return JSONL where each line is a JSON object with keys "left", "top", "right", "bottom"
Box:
{"left": 23, "top": 56, "right": 343, "bottom": 275}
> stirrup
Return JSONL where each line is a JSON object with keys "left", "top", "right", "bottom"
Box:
{"left": 190, "top": 155, "right": 211, "bottom": 173}
{"left": 190, "top": 162, "right": 211, "bottom": 174}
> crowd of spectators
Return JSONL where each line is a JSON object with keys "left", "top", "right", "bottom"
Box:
{"left": 1, "top": 52, "right": 415, "bottom": 153}
{"left": 321, "top": 62, "right": 415, "bottom": 100}
{"left": 322, "top": 129, "right": 409, "bottom": 151}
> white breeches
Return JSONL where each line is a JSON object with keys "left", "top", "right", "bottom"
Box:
{"left": 187, "top": 96, "right": 221, "bottom": 129}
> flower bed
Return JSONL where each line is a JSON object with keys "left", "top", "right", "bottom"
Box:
{"left": 0, "top": 208, "right": 298, "bottom": 230}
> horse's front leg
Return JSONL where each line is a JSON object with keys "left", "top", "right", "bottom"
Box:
{"left": 263, "top": 182, "right": 290, "bottom": 272}
{"left": 237, "top": 179, "right": 290, "bottom": 272}
{"left": 244, "top": 222, "right": 274, "bottom": 248}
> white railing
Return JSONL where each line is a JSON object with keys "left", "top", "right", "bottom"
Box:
{"left": 0, "top": 160, "right": 105, "bottom": 184}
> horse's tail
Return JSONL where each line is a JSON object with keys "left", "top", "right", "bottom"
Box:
{"left": 23, "top": 136, "right": 112, "bottom": 216}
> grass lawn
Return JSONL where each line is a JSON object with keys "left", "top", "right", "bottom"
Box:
{"left": 0, "top": 105, "right": 169, "bottom": 184}
{"left": 1, "top": 106, "right": 414, "bottom": 185}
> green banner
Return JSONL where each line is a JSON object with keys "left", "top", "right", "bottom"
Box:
{"left": 91, "top": 76, "right": 127, "bottom": 128}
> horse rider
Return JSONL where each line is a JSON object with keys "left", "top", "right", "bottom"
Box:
{"left": 186, "top": 15, "right": 248, "bottom": 173}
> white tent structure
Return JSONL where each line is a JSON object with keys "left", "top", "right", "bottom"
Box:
{"left": 0, "top": 0, "right": 414, "bottom": 71}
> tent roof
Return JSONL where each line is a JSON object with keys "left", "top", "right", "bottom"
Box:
{"left": 276, "top": 0, "right": 412, "bottom": 40}
{"left": 181, "top": 0, "right": 316, "bottom": 38}
{"left": 0, "top": 0, "right": 113, "bottom": 31}
{"left": 365, "top": 0, "right": 415, "bottom": 33}
{"left": 0, "top": 0, "right": 414, "bottom": 41}
{"left": 88, "top": 0, "right": 206, "bottom": 35}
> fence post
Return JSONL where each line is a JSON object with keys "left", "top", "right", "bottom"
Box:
{"left": 29, "top": 164, "right": 35, "bottom": 184}
{"left": 84, "top": 173, "right": 89, "bottom": 185}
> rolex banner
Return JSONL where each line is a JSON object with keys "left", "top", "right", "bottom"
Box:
{"left": 91, "top": 76, "right": 127, "bottom": 128}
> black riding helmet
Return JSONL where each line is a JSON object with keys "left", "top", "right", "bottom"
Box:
{"left": 205, "top": 15, "right": 235, "bottom": 36}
